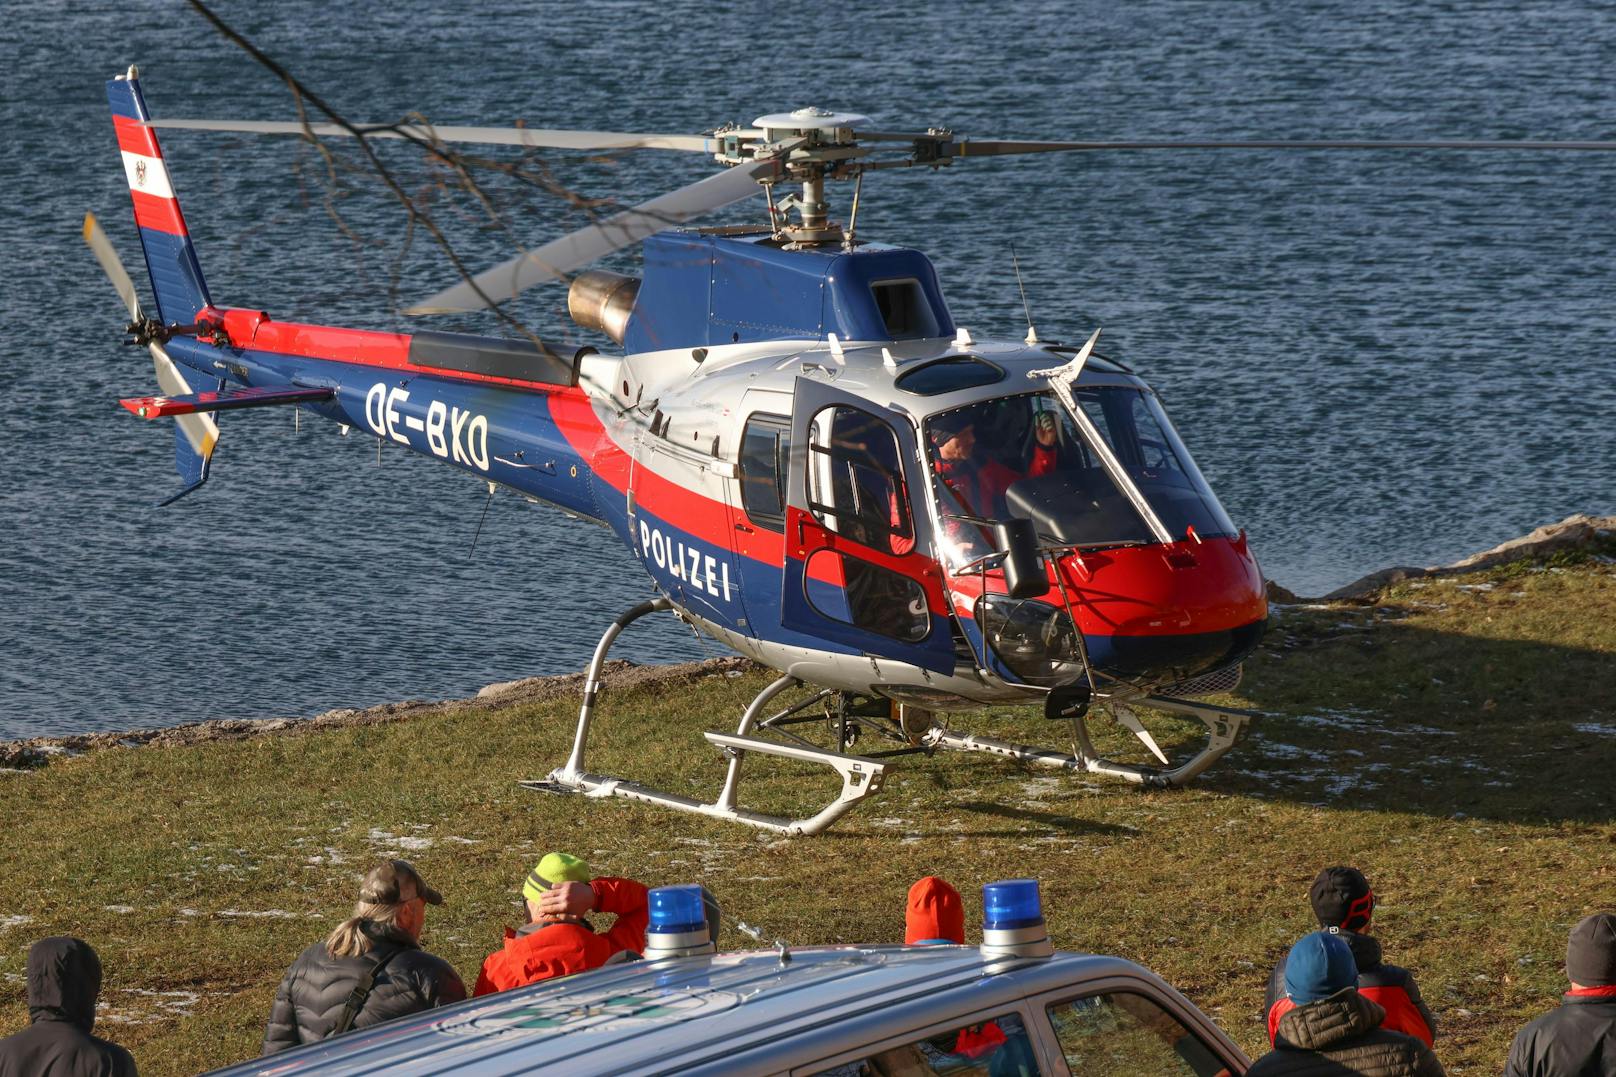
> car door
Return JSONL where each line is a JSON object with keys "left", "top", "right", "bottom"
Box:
{"left": 1028, "top": 979, "right": 1249, "bottom": 1076}
{"left": 780, "top": 376, "right": 955, "bottom": 674}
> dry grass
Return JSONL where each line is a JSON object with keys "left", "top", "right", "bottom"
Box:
{"left": 0, "top": 553, "right": 1612, "bottom": 1074}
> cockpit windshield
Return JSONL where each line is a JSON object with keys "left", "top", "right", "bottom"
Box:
{"left": 922, "top": 388, "right": 1237, "bottom": 568}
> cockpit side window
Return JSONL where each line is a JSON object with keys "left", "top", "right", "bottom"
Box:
{"left": 871, "top": 278, "right": 942, "bottom": 340}
{"left": 739, "top": 413, "right": 791, "bottom": 533}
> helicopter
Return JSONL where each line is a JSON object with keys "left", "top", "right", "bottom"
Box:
{"left": 88, "top": 67, "right": 1616, "bottom": 836}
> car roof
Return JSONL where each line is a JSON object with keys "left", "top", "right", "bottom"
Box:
{"left": 210, "top": 945, "right": 1168, "bottom": 1075}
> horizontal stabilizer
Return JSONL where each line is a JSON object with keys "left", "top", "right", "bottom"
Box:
{"left": 120, "top": 385, "right": 333, "bottom": 419}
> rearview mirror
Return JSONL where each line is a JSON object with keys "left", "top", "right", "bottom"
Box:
{"left": 992, "top": 518, "right": 1045, "bottom": 599}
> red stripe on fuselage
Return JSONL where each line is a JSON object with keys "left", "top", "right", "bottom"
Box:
{"left": 215, "top": 307, "right": 579, "bottom": 394}
{"left": 113, "top": 115, "right": 162, "bottom": 158}
{"left": 130, "top": 190, "right": 187, "bottom": 235}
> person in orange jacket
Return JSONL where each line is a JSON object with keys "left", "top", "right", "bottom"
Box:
{"left": 473, "top": 853, "right": 648, "bottom": 996}
{"left": 903, "top": 877, "right": 1009, "bottom": 1061}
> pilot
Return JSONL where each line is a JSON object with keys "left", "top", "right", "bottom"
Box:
{"left": 473, "top": 853, "right": 649, "bottom": 995}
{"left": 928, "top": 407, "right": 1058, "bottom": 521}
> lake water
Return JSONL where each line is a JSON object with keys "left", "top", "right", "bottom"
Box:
{"left": 2, "top": 1, "right": 1611, "bottom": 737}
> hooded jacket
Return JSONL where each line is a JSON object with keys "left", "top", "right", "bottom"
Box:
{"left": 0, "top": 936, "right": 137, "bottom": 1077}
{"left": 262, "top": 921, "right": 466, "bottom": 1055}
{"left": 1503, "top": 989, "right": 1616, "bottom": 1077}
{"left": 474, "top": 877, "right": 649, "bottom": 995}
{"left": 1247, "top": 987, "right": 1445, "bottom": 1077}
{"left": 1266, "top": 930, "right": 1437, "bottom": 1047}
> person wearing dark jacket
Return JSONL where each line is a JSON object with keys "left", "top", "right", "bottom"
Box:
{"left": 1250, "top": 931, "right": 1445, "bottom": 1077}
{"left": 263, "top": 859, "right": 466, "bottom": 1055}
{"left": 0, "top": 937, "right": 136, "bottom": 1077}
{"left": 1266, "top": 866, "right": 1437, "bottom": 1047}
{"left": 1505, "top": 912, "right": 1616, "bottom": 1077}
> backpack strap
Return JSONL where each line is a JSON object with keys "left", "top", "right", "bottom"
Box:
{"left": 333, "top": 944, "right": 404, "bottom": 1036}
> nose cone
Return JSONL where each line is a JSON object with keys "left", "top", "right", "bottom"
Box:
{"left": 1061, "top": 535, "right": 1267, "bottom": 685}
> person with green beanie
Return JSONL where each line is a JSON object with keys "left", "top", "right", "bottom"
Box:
{"left": 472, "top": 853, "right": 649, "bottom": 995}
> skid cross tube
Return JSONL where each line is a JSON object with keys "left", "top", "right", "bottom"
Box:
{"left": 923, "top": 693, "right": 1257, "bottom": 788}
{"left": 531, "top": 603, "right": 889, "bottom": 837}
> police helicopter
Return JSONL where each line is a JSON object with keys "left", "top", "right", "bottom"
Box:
{"left": 87, "top": 68, "right": 1616, "bottom": 836}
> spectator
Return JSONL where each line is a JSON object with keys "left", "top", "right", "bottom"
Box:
{"left": 262, "top": 859, "right": 465, "bottom": 1055}
{"left": 0, "top": 937, "right": 136, "bottom": 1077}
{"left": 1505, "top": 912, "right": 1616, "bottom": 1077}
{"left": 1249, "top": 931, "right": 1443, "bottom": 1077}
{"left": 905, "top": 876, "right": 965, "bottom": 945}
{"left": 474, "top": 853, "right": 649, "bottom": 995}
{"left": 1265, "top": 866, "right": 1436, "bottom": 1046}
{"left": 902, "top": 877, "right": 1012, "bottom": 1062}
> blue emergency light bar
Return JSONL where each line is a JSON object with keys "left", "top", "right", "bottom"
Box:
{"left": 983, "top": 879, "right": 1044, "bottom": 931}
{"left": 648, "top": 885, "right": 708, "bottom": 936}
{"left": 981, "top": 878, "right": 1054, "bottom": 961}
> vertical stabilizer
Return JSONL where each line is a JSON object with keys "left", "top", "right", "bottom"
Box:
{"left": 106, "top": 67, "right": 213, "bottom": 325}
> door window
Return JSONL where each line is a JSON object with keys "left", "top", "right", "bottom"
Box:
{"left": 803, "top": 550, "right": 930, "bottom": 643}
{"left": 806, "top": 404, "right": 914, "bottom": 554}
{"left": 740, "top": 413, "right": 791, "bottom": 532}
{"left": 1045, "top": 992, "right": 1229, "bottom": 1077}
{"left": 810, "top": 1010, "right": 1041, "bottom": 1076}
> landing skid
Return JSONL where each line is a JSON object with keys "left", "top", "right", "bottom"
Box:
{"left": 525, "top": 598, "right": 887, "bottom": 836}
{"left": 924, "top": 694, "right": 1258, "bottom": 789}
{"left": 525, "top": 600, "right": 1258, "bottom": 835}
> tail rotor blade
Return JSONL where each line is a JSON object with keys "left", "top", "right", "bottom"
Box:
{"left": 82, "top": 212, "right": 142, "bottom": 319}
{"left": 406, "top": 160, "right": 776, "bottom": 315}
{"left": 1113, "top": 704, "right": 1170, "bottom": 766}
{"left": 152, "top": 342, "right": 220, "bottom": 466}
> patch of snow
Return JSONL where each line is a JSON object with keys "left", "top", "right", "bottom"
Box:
{"left": 368, "top": 828, "right": 432, "bottom": 851}
{"left": 103, "top": 905, "right": 137, "bottom": 914}
{"left": 218, "top": 909, "right": 301, "bottom": 919}
{"left": 442, "top": 836, "right": 479, "bottom": 845}
{"left": 1574, "top": 723, "right": 1616, "bottom": 736}
{"left": 0, "top": 915, "right": 34, "bottom": 931}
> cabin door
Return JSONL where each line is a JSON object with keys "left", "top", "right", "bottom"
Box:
{"left": 780, "top": 377, "right": 954, "bottom": 675}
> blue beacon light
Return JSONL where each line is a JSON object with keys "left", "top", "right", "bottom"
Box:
{"left": 643, "top": 884, "right": 715, "bottom": 960}
{"left": 980, "top": 879, "right": 1055, "bottom": 960}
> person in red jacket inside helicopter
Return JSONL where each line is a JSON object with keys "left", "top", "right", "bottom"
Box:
{"left": 1264, "top": 867, "right": 1437, "bottom": 1047}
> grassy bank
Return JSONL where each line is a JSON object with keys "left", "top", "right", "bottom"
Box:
{"left": 2, "top": 553, "right": 1613, "bottom": 1074}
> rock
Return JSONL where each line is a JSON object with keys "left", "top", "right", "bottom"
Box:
{"left": 0, "top": 655, "right": 759, "bottom": 765}
{"left": 1264, "top": 579, "right": 1300, "bottom": 604}
{"left": 1314, "top": 513, "right": 1615, "bottom": 602}
{"left": 1323, "top": 566, "right": 1430, "bottom": 602}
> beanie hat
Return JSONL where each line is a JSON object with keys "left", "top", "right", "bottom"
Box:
{"left": 927, "top": 411, "right": 974, "bottom": 447}
{"left": 1567, "top": 912, "right": 1616, "bottom": 986}
{"left": 1309, "top": 866, "right": 1375, "bottom": 932}
{"left": 1285, "top": 930, "right": 1358, "bottom": 1005}
{"left": 522, "top": 852, "right": 591, "bottom": 902}
{"left": 906, "top": 876, "right": 965, "bottom": 945}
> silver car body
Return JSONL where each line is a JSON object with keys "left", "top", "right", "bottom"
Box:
{"left": 210, "top": 945, "right": 1251, "bottom": 1075}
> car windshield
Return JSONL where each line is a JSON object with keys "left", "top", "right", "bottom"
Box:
{"left": 922, "top": 389, "right": 1236, "bottom": 567}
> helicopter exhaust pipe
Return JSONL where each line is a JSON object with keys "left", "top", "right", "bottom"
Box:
{"left": 568, "top": 270, "right": 641, "bottom": 346}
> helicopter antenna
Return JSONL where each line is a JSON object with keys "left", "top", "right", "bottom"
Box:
{"left": 1011, "top": 243, "right": 1037, "bottom": 345}
{"left": 843, "top": 170, "right": 864, "bottom": 250}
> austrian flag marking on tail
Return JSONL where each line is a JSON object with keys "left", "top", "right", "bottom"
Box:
{"left": 107, "top": 69, "right": 210, "bottom": 323}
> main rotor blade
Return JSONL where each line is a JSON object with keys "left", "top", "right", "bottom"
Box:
{"left": 406, "top": 161, "right": 776, "bottom": 315}
{"left": 149, "top": 118, "right": 713, "bottom": 152}
{"left": 82, "top": 212, "right": 141, "bottom": 319}
{"left": 947, "top": 137, "right": 1616, "bottom": 157}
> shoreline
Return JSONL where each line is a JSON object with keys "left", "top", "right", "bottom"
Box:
{"left": 5, "top": 513, "right": 1608, "bottom": 766}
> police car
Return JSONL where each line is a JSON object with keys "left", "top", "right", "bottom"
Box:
{"left": 212, "top": 881, "right": 1249, "bottom": 1075}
